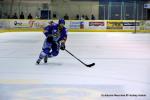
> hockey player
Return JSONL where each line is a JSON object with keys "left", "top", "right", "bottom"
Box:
{"left": 41, "top": 20, "right": 54, "bottom": 63}
{"left": 36, "top": 19, "right": 67, "bottom": 64}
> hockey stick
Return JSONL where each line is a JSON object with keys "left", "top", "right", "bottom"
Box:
{"left": 65, "top": 49, "right": 95, "bottom": 67}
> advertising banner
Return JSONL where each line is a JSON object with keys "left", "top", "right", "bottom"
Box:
{"left": 0, "top": 20, "right": 9, "bottom": 28}
{"left": 140, "top": 21, "right": 150, "bottom": 30}
{"left": 9, "top": 20, "right": 48, "bottom": 29}
{"left": 107, "top": 21, "right": 123, "bottom": 29}
{"left": 123, "top": 21, "right": 140, "bottom": 30}
{"left": 88, "top": 21, "right": 106, "bottom": 30}
{"left": 28, "top": 20, "right": 47, "bottom": 28}
{"left": 11, "top": 20, "right": 29, "bottom": 28}
{"left": 1, "top": 19, "right": 150, "bottom": 32}
{"left": 70, "top": 21, "right": 84, "bottom": 29}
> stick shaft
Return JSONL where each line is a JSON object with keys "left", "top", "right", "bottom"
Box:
{"left": 65, "top": 49, "right": 86, "bottom": 66}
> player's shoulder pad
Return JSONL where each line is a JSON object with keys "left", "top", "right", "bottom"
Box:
{"left": 52, "top": 23, "right": 58, "bottom": 27}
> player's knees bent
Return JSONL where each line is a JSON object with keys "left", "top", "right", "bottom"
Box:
{"left": 43, "top": 48, "right": 50, "bottom": 55}
{"left": 52, "top": 51, "right": 59, "bottom": 56}
{"left": 39, "top": 51, "right": 47, "bottom": 59}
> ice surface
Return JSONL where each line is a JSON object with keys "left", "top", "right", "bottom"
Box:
{"left": 0, "top": 32, "right": 150, "bottom": 100}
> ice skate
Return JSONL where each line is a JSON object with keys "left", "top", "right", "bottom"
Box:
{"left": 36, "top": 59, "right": 41, "bottom": 65}
{"left": 44, "top": 56, "right": 48, "bottom": 63}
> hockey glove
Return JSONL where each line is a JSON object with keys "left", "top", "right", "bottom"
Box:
{"left": 60, "top": 43, "right": 65, "bottom": 50}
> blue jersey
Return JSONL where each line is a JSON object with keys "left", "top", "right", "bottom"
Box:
{"left": 43, "top": 23, "right": 67, "bottom": 42}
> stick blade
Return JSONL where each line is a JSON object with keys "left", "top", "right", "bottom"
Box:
{"left": 86, "top": 63, "right": 95, "bottom": 67}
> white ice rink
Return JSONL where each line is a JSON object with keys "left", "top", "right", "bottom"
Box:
{"left": 0, "top": 32, "right": 150, "bottom": 100}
